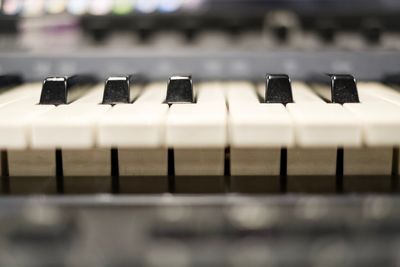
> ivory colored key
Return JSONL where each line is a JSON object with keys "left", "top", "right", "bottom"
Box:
{"left": 98, "top": 82, "right": 169, "bottom": 177}
{"left": 0, "top": 83, "right": 43, "bottom": 107}
{"left": 98, "top": 104, "right": 168, "bottom": 148}
{"left": 228, "top": 81, "right": 292, "bottom": 177}
{"left": 167, "top": 82, "right": 227, "bottom": 176}
{"left": 72, "top": 84, "right": 104, "bottom": 104}
{"left": 31, "top": 103, "right": 111, "bottom": 176}
{"left": 287, "top": 103, "right": 361, "bottom": 148}
{"left": 357, "top": 82, "right": 400, "bottom": 106}
{"left": 0, "top": 103, "right": 54, "bottom": 176}
{"left": 0, "top": 104, "right": 55, "bottom": 150}
{"left": 134, "top": 82, "right": 166, "bottom": 103}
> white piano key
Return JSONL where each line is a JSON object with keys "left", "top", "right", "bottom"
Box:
{"left": 291, "top": 82, "right": 327, "bottom": 103}
{"left": 71, "top": 84, "right": 104, "bottom": 104}
{"left": 0, "top": 104, "right": 54, "bottom": 149}
{"left": 118, "top": 148, "right": 167, "bottom": 176}
{"left": 286, "top": 103, "right": 361, "bottom": 147}
{"left": 98, "top": 104, "right": 168, "bottom": 148}
{"left": 31, "top": 104, "right": 111, "bottom": 149}
{"left": 97, "top": 83, "right": 169, "bottom": 176}
{"left": 344, "top": 103, "right": 400, "bottom": 146}
{"left": 174, "top": 148, "right": 225, "bottom": 176}
{"left": 357, "top": 82, "right": 400, "bottom": 106}
{"left": 344, "top": 147, "right": 393, "bottom": 175}
{"left": 197, "top": 82, "right": 226, "bottom": 105}
{"left": 228, "top": 81, "right": 260, "bottom": 105}
{"left": 31, "top": 103, "right": 111, "bottom": 176}
{"left": 227, "top": 82, "right": 289, "bottom": 176}
{"left": 342, "top": 102, "right": 399, "bottom": 175}
{"left": 287, "top": 148, "right": 337, "bottom": 176}
{"left": 62, "top": 149, "right": 111, "bottom": 177}
{"left": 0, "top": 83, "right": 42, "bottom": 107}
{"left": 230, "top": 148, "right": 281, "bottom": 176}
{"left": 166, "top": 104, "right": 227, "bottom": 148}
{"left": 8, "top": 149, "right": 56, "bottom": 176}
{"left": 229, "top": 104, "right": 294, "bottom": 148}
{"left": 167, "top": 82, "right": 227, "bottom": 176}
{"left": 134, "top": 82, "right": 166, "bottom": 104}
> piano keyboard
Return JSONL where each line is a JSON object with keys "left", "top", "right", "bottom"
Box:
{"left": 0, "top": 74, "right": 400, "bottom": 194}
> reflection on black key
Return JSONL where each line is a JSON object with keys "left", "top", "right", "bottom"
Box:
{"left": 166, "top": 75, "right": 194, "bottom": 104}
{"left": 102, "top": 76, "right": 134, "bottom": 104}
{"left": 265, "top": 74, "right": 293, "bottom": 104}
{"left": 310, "top": 74, "right": 360, "bottom": 104}
{"left": 39, "top": 75, "right": 97, "bottom": 105}
{"left": 0, "top": 74, "right": 23, "bottom": 89}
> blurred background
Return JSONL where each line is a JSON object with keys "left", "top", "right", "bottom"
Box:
{"left": 1, "top": 0, "right": 400, "bottom": 80}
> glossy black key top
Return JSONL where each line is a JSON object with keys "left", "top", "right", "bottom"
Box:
{"left": 264, "top": 74, "right": 293, "bottom": 104}
{"left": 329, "top": 74, "right": 359, "bottom": 104}
{"left": 102, "top": 76, "right": 136, "bottom": 104}
{"left": 166, "top": 75, "right": 194, "bottom": 104}
{"left": 310, "top": 74, "right": 360, "bottom": 104}
{"left": 39, "top": 75, "right": 97, "bottom": 105}
{"left": 0, "top": 74, "right": 23, "bottom": 89}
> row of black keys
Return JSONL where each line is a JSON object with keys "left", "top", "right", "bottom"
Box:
{"left": 0, "top": 73, "right": 363, "bottom": 105}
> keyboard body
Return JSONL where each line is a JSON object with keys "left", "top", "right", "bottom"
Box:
{"left": 1, "top": 1, "right": 400, "bottom": 265}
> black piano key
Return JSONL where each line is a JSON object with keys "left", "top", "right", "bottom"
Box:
{"left": 39, "top": 75, "right": 97, "bottom": 105}
{"left": 329, "top": 74, "right": 360, "bottom": 104}
{"left": 166, "top": 75, "right": 194, "bottom": 104}
{"left": 102, "top": 76, "right": 135, "bottom": 104}
{"left": 0, "top": 74, "right": 23, "bottom": 89}
{"left": 264, "top": 74, "right": 294, "bottom": 104}
{"left": 309, "top": 74, "right": 360, "bottom": 104}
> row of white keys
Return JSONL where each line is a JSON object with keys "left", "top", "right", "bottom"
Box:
{"left": 313, "top": 81, "right": 397, "bottom": 175}
{"left": 98, "top": 82, "right": 169, "bottom": 176}
{"left": 167, "top": 82, "right": 227, "bottom": 176}
{"left": 344, "top": 82, "right": 400, "bottom": 175}
{"left": 288, "top": 82, "right": 361, "bottom": 176}
{"left": 31, "top": 104, "right": 111, "bottom": 176}
{"left": 228, "top": 81, "right": 292, "bottom": 176}
{"left": 5, "top": 85, "right": 108, "bottom": 176}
